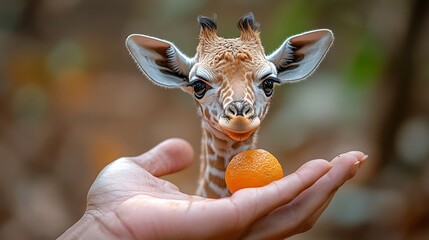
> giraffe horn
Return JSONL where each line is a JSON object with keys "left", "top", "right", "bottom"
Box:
{"left": 237, "top": 12, "right": 260, "bottom": 40}
{"left": 198, "top": 15, "right": 218, "bottom": 41}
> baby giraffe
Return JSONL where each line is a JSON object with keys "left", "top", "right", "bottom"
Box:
{"left": 126, "top": 12, "right": 333, "bottom": 198}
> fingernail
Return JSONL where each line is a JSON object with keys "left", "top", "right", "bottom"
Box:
{"left": 358, "top": 155, "right": 368, "bottom": 167}
{"left": 349, "top": 161, "right": 360, "bottom": 178}
{"left": 347, "top": 152, "right": 368, "bottom": 166}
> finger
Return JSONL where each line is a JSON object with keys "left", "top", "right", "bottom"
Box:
{"left": 284, "top": 152, "right": 366, "bottom": 235}
{"left": 242, "top": 151, "right": 366, "bottom": 239}
{"left": 129, "top": 138, "right": 194, "bottom": 177}
{"left": 230, "top": 159, "right": 332, "bottom": 226}
{"left": 166, "top": 159, "right": 331, "bottom": 239}
{"left": 304, "top": 192, "right": 334, "bottom": 229}
{"left": 297, "top": 152, "right": 367, "bottom": 231}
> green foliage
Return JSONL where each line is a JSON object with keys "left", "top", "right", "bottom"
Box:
{"left": 345, "top": 33, "right": 384, "bottom": 88}
{"left": 266, "top": 0, "right": 317, "bottom": 51}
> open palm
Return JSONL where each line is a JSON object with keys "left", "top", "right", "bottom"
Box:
{"left": 61, "top": 138, "right": 365, "bottom": 240}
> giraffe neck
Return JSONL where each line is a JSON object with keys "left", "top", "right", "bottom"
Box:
{"left": 197, "top": 121, "right": 257, "bottom": 198}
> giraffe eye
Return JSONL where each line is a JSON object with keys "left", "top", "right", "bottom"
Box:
{"left": 193, "top": 80, "right": 208, "bottom": 99}
{"left": 261, "top": 79, "right": 274, "bottom": 97}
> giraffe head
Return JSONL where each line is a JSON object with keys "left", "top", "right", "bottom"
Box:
{"left": 126, "top": 13, "right": 333, "bottom": 142}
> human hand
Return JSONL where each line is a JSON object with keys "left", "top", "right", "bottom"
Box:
{"left": 59, "top": 138, "right": 366, "bottom": 240}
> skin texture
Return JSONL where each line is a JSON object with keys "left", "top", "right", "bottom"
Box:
{"left": 59, "top": 138, "right": 367, "bottom": 240}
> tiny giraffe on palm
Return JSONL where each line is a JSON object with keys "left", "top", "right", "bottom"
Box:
{"left": 126, "top": 12, "right": 333, "bottom": 198}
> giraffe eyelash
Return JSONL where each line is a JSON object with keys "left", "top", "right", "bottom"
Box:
{"left": 186, "top": 76, "right": 212, "bottom": 87}
{"left": 260, "top": 75, "right": 281, "bottom": 84}
{"left": 269, "top": 77, "right": 281, "bottom": 84}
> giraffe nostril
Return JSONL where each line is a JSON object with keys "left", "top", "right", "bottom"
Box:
{"left": 226, "top": 104, "right": 238, "bottom": 118}
{"left": 225, "top": 101, "right": 254, "bottom": 119}
{"left": 243, "top": 104, "right": 254, "bottom": 118}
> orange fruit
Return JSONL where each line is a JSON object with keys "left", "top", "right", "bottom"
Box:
{"left": 226, "top": 149, "right": 283, "bottom": 193}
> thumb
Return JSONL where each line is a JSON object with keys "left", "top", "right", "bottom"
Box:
{"left": 129, "top": 138, "right": 194, "bottom": 177}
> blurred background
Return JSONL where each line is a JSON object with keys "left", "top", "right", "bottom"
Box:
{"left": 0, "top": 0, "right": 428, "bottom": 239}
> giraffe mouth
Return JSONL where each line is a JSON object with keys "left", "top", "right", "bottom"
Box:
{"left": 219, "top": 116, "right": 260, "bottom": 141}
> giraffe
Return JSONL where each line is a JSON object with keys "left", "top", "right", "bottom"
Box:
{"left": 126, "top": 12, "right": 334, "bottom": 198}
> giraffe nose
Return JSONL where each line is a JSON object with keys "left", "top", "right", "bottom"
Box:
{"left": 225, "top": 100, "right": 254, "bottom": 119}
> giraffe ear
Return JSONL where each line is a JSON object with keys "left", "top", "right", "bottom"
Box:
{"left": 267, "top": 29, "right": 334, "bottom": 83}
{"left": 126, "top": 34, "right": 194, "bottom": 88}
